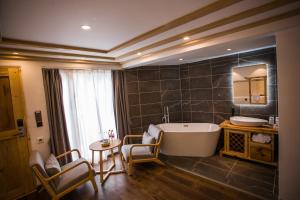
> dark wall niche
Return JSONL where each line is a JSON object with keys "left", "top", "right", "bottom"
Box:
{"left": 125, "top": 47, "right": 277, "bottom": 132}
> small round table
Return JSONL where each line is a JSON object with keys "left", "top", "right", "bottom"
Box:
{"left": 89, "top": 139, "right": 125, "bottom": 184}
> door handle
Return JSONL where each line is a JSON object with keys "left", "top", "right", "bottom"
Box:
{"left": 16, "top": 119, "right": 25, "bottom": 136}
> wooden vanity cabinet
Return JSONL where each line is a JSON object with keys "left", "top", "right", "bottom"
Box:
{"left": 220, "top": 120, "right": 278, "bottom": 166}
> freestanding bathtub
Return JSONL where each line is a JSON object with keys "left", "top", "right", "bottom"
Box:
{"left": 157, "top": 123, "right": 221, "bottom": 157}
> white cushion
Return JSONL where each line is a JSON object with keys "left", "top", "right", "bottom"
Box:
{"left": 121, "top": 144, "right": 152, "bottom": 161}
{"left": 142, "top": 132, "right": 155, "bottom": 145}
{"left": 148, "top": 124, "right": 162, "bottom": 140}
{"left": 56, "top": 158, "right": 94, "bottom": 193}
{"left": 45, "top": 154, "right": 61, "bottom": 186}
{"left": 142, "top": 131, "right": 155, "bottom": 152}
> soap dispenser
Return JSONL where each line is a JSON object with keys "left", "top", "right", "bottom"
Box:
{"left": 231, "top": 107, "right": 235, "bottom": 116}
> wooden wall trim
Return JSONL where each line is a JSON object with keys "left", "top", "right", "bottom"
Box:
{"left": 0, "top": 54, "right": 121, "bottom": 66}
{"left": 108, "top": 0, "right": 241, "bottom": 52}
{"left": 0, "top": 38, "right": 108, "bottom": 54}
{"left": 117, "top": 0, "right": 297, "bottom": 60}
{"left": 0, "top": 47, "right": 115, "bottom": 60}
{"left": 123, "top": 8, "right": 300, "bottom": 65}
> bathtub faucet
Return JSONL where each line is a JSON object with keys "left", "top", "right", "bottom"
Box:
{"left": 162, "top": 106, "right": 170, "bottom": 123}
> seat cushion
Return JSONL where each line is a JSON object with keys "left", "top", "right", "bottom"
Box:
{"left": 45, "top": 154, "right": 62, "bottom": 186}
{"left": 121, "top": 144, "right": 153, "bottom": 161}
{"left": 55, "top": 158, "right": 94, "bottom": 193}
{"left": 148, "top": 124, "right": 162, "bottom": 140}
{"left": 142, "top": 131, "right": 155, "bottom": 152}
{"left": 45, "top": 154, "right": 61, "bottom": 176}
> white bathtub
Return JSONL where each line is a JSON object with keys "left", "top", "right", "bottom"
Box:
{"left": 157, "top": 123, "right": 221, "bottom": 157}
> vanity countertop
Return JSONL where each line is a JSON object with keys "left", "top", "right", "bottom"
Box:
{"left": 220, "top": 120, "right": 278, "bottom": 134}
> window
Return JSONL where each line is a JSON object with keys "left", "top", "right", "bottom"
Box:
{"left": 60, "top": 69, "right": 116, "bottom": 161}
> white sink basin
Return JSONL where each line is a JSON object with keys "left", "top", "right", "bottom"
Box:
{"left": 230, "top": 116, "right": 268, "bottom": 127}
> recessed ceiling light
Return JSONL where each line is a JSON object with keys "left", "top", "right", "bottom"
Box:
{"left": 227, "top": 48, "right": 232, "bottom": 51}
{"left": 81, "top": 25, "right": 91, "bottom": 30}
{"left": 183, "top": 36, "right": 190, "bottom": 40}
{"left": 13, "top": 52, "right": 19, "bottom": 55}
{"left": 137, "top": 52, "right": 142, "bottom": 56}
{"left": 179, "top": 58, "right": 184, "bottom": 61}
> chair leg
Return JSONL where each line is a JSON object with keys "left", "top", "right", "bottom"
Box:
{"left": 155, "top": 159, "right": 165, "bottom": 166}
{"left": 128, "top": 161, "right": 133, "bottom": 176}
{"left": 52, "top": 196, "right": 59, "bottom": 200}
{"left": 91, "top": 177, "right": 98, "bottom": 192}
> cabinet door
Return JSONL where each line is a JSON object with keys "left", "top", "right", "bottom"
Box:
{"left": 249, "top": 132, "right": 274, "bottom": 163}
{"left": 0, "top": 68, "right": 34, "bottom": 200}
{"left": 225, "top": 130, "right": 249, "bottom": 157}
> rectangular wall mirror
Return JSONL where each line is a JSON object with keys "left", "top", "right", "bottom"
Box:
{"left": 233, "top": 64, "right": 267, "bottom": 105}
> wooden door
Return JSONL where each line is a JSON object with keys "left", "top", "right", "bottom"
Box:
{"left": 0, "top": 67, "right": 34, "bottom": 200}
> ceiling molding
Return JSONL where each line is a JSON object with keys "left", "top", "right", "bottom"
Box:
{"left": 108, "top": 0, "right": 241, "bottom": 52}
{"left": 0, "top": 0, "right": 241, "bottom": 55}
{"left": 117, "top": 0, "right": 297, "bottom": 60}
{"left": 0, "top": 37, "right": 108, "bottom": 54}
{"left": 0, "top": 47, "right": 115, "bottom": 60}
{"left": 123, "top": 8, "right": 300, "bottom": 65}
{"left": 0, "top": 54, "right": 120, "bottom": 66}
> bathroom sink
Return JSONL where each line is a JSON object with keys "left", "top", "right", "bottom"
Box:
{"left": 230, "top": 116, "right": 268, "bottom": 127}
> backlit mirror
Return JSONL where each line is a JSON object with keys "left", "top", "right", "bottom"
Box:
{"left": 233, "top": 64, "right": 267, "bottom": 105}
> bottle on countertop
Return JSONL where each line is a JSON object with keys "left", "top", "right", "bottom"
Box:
{"left": 274, "top": 117, "right": 279, "bottom": 129}
{"left": 269, "top": 115, "right": 275, "bottom": 125}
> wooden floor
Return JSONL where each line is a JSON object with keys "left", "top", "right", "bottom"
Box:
{"left": 25, "top": 159, "right": 259, "bottom": 200}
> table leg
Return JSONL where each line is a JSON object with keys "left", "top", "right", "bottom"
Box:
{"left": 110, "top": 149, "right": 116, "bottom": 166}
{"left": 91, "top": 150, "right": 94, "bottom": 167}
{"left": 99, "top": 151, "right": 103, "bottom": 183}
{"left": 118, "top": 145, "right": 125, "bottom": 171}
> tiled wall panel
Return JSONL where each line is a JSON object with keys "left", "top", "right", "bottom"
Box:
{"left": 125, "top": 47, "right": 278, "bottom": 132}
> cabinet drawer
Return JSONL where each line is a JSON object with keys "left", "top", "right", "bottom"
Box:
{"left": 250, "top": 144, "right": 272, "bottom": 162}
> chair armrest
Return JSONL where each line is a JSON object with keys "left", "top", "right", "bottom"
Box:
{"left": 123, "top": 134, "right": 143, "bottom": 145}
{"left": 45, "top": 160, "right": 93, "bottom": 182}
{"left": 129, "top": 143, "right": 158, "bottom": 157}
{"left": 56, "top": 149, "right": 81, "bottom": 160}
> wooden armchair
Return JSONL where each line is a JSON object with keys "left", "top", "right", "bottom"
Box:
{"left": 29, "top": 149, "right": 97, "bottom": 200}
{"left": 121, "top": 124, "right": 164, "bottom": 175}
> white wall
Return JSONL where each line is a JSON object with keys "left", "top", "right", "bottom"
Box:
{"left": 276, "top": 26, "right": 300, "bottom": 200}
{"left": 0, "top": 60, "right": 120, "bottom": 159}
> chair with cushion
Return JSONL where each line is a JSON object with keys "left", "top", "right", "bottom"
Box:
{"left": 121, "top": 124, "right": 164, "bottom": 175}
{"left": 29, "top": 149, "right": 98, "bottom": 200}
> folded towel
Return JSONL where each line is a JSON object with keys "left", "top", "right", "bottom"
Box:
{"left": 252, "top": 133, "right": 272, "bottom": 144}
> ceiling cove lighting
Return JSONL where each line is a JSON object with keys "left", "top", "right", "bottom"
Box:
{"left": 81, "top": 25, "right": 91, "bottom": 30}
{"left": 183, "top": 36, "right": 190, "bottom": 40}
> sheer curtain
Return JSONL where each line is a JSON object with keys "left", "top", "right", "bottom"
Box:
{"left": 60, "top": 69, "right": 116, "bottom": 162}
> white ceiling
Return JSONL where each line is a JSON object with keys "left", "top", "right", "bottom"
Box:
{"left": 0, "top": 0, "right": 300, "bottom": 67}
{"left": 0, "top": 0, "right": 212, "bottom": 50}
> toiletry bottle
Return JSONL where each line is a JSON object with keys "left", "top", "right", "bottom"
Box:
{"left": 274, "top": 117, "right": 279, "bottom": 129}
{"left": 269, "top": 116, "right": 274, "bottom": 125}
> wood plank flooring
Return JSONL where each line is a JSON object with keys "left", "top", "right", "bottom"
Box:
{"left": 24, "top": 157, "right": 259, "bottom": 200}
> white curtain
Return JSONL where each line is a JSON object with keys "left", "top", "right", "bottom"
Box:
{"left": 60, "top": 69, "right": 116, "bottom": 162}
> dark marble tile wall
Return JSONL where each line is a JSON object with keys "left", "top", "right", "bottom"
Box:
{"left": 125, "top": 47, "right": 277, "bottom": 131}
{"left": 181, "top": 47, "right": 277, "bottom": 124}
{"left": 125, "top": 65, "right": 182, "bottom": 133}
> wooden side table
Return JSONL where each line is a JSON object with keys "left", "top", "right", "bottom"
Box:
{"left": 89, "top": 139, "right": 125, "bottom": 184}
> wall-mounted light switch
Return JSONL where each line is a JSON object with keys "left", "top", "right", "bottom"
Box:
{"left": 35, "top": 111, "right": 43, "bottom": 127}
{"left": 37, "top": 137, "right": 44, "bottom": 144}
